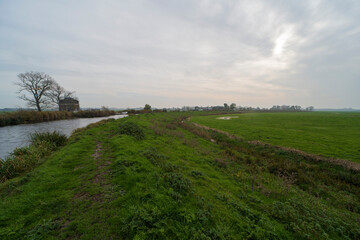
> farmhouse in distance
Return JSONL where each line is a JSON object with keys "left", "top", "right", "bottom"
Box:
{"left": 59, "top": 97, "right": 80, "bottom": 112}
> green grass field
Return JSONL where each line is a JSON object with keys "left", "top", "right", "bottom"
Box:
{"left": 190, "top": 112, "right": 360, "bottom": 162}
{"left": 1, "top": 112, "right": 359, "bottom": 239}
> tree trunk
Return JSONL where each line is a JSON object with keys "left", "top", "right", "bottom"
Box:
{"left": 36, "top": 101, "right": 42, "bottom": 112}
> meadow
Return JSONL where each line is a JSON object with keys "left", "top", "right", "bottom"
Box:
{"left": 0, "top": 112, "right": 359, "bottom": 239}
{"left": 191, "top": 112, "right": 360, "bottom": 162}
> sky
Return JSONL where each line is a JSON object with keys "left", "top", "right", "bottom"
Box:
{"left": 0, "top": 0, "right": 359, "bottom": 109}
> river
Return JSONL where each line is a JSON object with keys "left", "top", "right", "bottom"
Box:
{"left": 0, "top": 115, "right": 127, "bottom": 159}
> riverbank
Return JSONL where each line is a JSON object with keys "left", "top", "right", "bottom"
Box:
{"left": 0, "top": 109, "right": 116, "bottom": 127}
{"left": 0, "top": 112, "right": 359, "bottom": 239}
{"left": 0, "top": 131, "right": 67, "bottom": 182}
{"left": 0, "top": 114, "right": 127, "bottom": 159}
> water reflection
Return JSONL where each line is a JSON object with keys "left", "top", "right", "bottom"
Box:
{"left": 0, "top": 115, "right": 127, "bottom": 159}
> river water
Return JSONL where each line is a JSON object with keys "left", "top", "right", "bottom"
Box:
{"left": 0, "top": 115, "right": 127, "bottom": 159}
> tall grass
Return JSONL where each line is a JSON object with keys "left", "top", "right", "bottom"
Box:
{"left": 72, "top": 110, "right": 115, "bottom": 118}
{"left": 30, "top": 131, "right": 68, "bottom": 147}
{"left": 0, "top": 110, "right": 116, "bottom": 127}
{"left": 0, "top": 110, "right": 72, "bottom": 127}
{"left": 0, "top": 131, "right": 67, "bottom": 182}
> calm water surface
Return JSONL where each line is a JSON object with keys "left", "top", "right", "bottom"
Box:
{"left": 0, "top": 115, "right": 127, "bottom": 159}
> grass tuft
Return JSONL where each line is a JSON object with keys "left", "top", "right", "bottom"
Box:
{"left": 118, "top": 121, "right": 145, "bottom": 140}
{"left": 29, "top": 131, "right": 68, "bottom": 147}
{"left": 0, "top": 131, "right": 67, "bottom": 182}
{"left": 140, "top": 147, "right": 166, "bottom": 165}
{"left": 164, "top": 172, "right": 192, "bottom": 194}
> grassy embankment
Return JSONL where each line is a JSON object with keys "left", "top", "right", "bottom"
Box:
{"left": 0, "top": 110, "right": 116, "bottom": 127}
{"left": 191, "top": 112, "right": 360, "bottom": 162}
{"left": 0, "top": 132, "right": 67, "bottom": 181}
{"left": 0, "top": 112, "right": 359, "bottom": 239}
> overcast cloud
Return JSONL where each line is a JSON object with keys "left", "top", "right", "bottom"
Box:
{"left": 0, "top": 0, "right": 359, "bottom": 108}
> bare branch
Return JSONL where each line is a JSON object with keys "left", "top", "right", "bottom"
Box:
{"left": 46, "top": 81, "right": 77, "bottom": 108}
{"left": 15, "top": 71, "right": 54, "bottom": 112}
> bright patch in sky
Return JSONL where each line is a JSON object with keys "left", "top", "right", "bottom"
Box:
{"left": 273, "top": 28, "right": 293, "bottom": 56}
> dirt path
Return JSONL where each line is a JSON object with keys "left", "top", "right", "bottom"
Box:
{"left": 90, "top": 142, "right": 112, "bottom": 203}
{"left": 63, "top": 141, "right": 113, "bottom": 239}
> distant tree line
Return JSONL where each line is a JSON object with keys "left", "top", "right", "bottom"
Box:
{"left": 269, "top": 105, "right": 314, "bottom": 111}
{"left": 123, "top": 103, "right": 314, "bottom": 113}
{"left": 151, "top": 104, "right": 315, "bottom": 112}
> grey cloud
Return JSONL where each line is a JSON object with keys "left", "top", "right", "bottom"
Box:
{"left": 0, "top": 0, "right": 359, "bottom": 108}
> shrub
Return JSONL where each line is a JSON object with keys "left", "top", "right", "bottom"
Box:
{"left": 24, "top": 219, "right": 60, "bottom": 239}
{"left": 118, "top": 121, "right": 145, "bottom": 140}
{"left": 0, "top": 132, "right": 68, "bottom": 182}
{"left": 0, "top": 142, "right": 53, "bottom": 182}
{"left": 150, "top": 123, "right": 166, "bottom": 136}
{"left": 112, "top": 159, "right": 138, "bottom": 175}
{"left": 140, "top": 147, "right": 166, "bottom": 165}
{"left": 119, "top": 206, "right": 167, "bottom": 239}
{"left": 191, "top": 170, "right": 204, "bottom": 178}
{"left": 165, "top": 123, "right": 177, "bottom": 130}
{"left": 183, "top": 138, "right": 199, "bottom": 148}
{"left": 268, "top": 199, "right": 360, "bottom": 239}
{"left": 164, "top": 172, "right": 191, "bottom": 193}
{"left": 29, "top": 131, "right": 67, "bottom": 147}
{"left": 162, "top": 163, "right": 180, "bottom": 173}
{"left": 72, "top": 110, "right": 115, "bottom": 118}
{"left": 214, "top": 158, "right": 228, "bottom": 168}
{"left": 0, "top": 110, "right": 115, "bottom": 127}
{"left": 0, "top": 110, "right": 73, "bottom": 127}
{"left": 180, "top": 123, "right": 211, "bottom": 140}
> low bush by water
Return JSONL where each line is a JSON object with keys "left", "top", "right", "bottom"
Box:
{"left": 0, "top": 131, "right": 67, "bottom": 182}
{"left": 72, "top": 110, "right": 115, "bottom": 118}
{"left": 0, "top": 110, "right": 72, "bottom": 127}
{"left": 29, "top": 131, "right": 68, "bottom": 147}
{"left": 0, "top": 110, "right": 116, "bottom": 127}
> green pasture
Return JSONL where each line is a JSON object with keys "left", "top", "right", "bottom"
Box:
{"left": 191, "top": 112, "right": 360, "bottom": 162}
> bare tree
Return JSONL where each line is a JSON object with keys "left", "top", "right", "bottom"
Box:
{"left": 15, "top": 71, "right": 54, "bottom": 112}
{"left": 46, "top": 81, "right": 76, "bottom": 107}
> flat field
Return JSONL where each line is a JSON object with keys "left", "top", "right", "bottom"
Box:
{"left": 191, "top": 112, "right": 360, "bottom": 162}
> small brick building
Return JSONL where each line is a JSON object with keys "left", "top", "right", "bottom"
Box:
{"left": 59, "top": 98, "right": 80, "bottom": 112}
